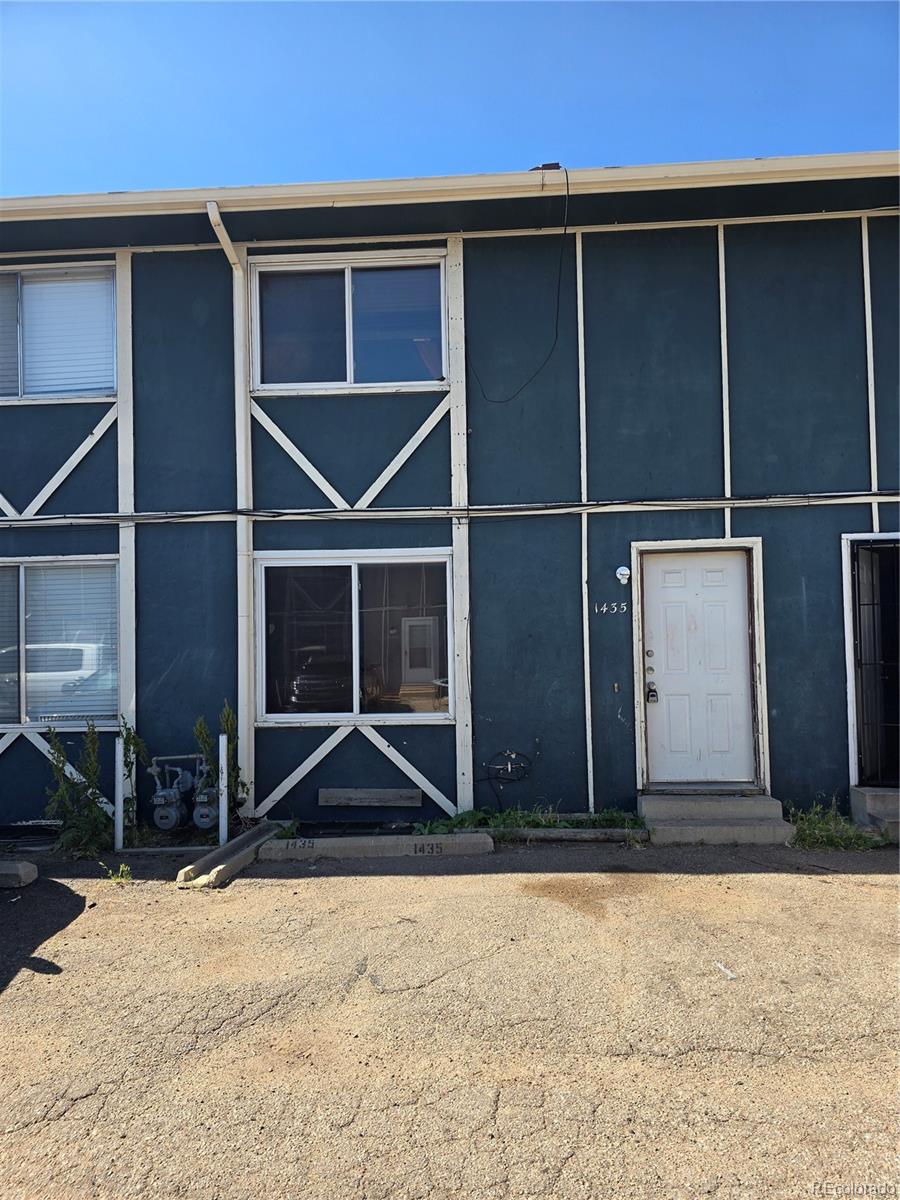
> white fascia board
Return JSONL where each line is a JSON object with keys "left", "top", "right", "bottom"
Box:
{"left": 2, "top": 152, "right": 897, "bottom": 223}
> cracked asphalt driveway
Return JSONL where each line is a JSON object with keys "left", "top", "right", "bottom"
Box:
{"left": 1, "top": 843, "right": 897, "bottom": 1199}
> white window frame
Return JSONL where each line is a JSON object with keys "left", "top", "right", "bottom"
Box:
{"left": 0, "top": 262, "right": 118, "bottom": 404}
{"left": 0, "top": 554, "right": 120, "bottom": 732}
{"left": 254, "top": 547, "right": 454, "bottom": 726}
{"left": 249, "top": 249, "right": 449, "bottom": 396}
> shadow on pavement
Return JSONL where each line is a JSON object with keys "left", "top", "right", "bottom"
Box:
{"left": 18, "top": 841, "right": 899, "bottom": 893}
{"left": 0, "top": 876, "right": 86, "bottom": 995}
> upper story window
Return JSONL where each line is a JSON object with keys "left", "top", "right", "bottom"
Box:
{"left": 0, "top": 266, "right": 116, "bottom": 400}
{"left": 250, "top": 252, "right": 447, "bottom": 394}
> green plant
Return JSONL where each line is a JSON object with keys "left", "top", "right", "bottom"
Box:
{"left": 275, "top": 820, "right": 302, "bottom": 839}
{"left": 99, "top": 861, "right": 133, "bottom": 883}
{"left": 412, "top": 807, "right": 645, "bottom": 835}
{"left": 788, "top": 797, "right": 890, "bottom": 850}
{"left": 193, "top": 701, "right": 251, "bottom": 829}
{"left": 119, "top": 716, "right": 149, "bottom": 840}
{"left": 45, "top": 724, "right": 111, "bottom": 857}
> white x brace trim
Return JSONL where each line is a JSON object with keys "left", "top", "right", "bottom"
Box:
{"left": 0, "top": 730, "right": 114, "bottom": 816}
{"left": 1, "top": 405, "right": 118, "bottom": 519}
{"left": 251, "top": 396, "right": 450, "bottom": 513}
{"left": 254, "top": 724, "right": 456, "bottom": 818}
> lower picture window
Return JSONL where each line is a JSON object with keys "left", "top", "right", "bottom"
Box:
{"left": 0, "top": 561, "right": 119, "bottom": 726}
{"left": 262, "top": 556, "right": 450, "bottom": 718}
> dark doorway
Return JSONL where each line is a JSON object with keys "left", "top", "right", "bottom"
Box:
{"left": 851, "top": 539, "right": 899, "bottom": 787}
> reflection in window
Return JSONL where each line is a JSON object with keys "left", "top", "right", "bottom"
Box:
{"left": 0, "top": 567, "right": 18, "bottom": 723}
{"left": 264, "top": 566, "right": 353, "bottom": 714}
{"left": 24, "top": 564, "right": 119, "bottom": 723}
{"left": 359, "top": 563, "right": 448, "bottom": 714}
{"left": 352, "top": 266, "right": 443, "bottom": 383}
{"left": 255, "top": 261, "right": 444, "bottom": 389}
{"left": 259, "top": 271, "right": 346, "bottom": 384}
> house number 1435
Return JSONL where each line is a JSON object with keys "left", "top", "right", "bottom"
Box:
{"left": 595, "top": 601, "right": 629, "bottom": 614}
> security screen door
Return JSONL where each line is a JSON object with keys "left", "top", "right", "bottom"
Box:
{"left": 642, "top": 550, "right": 756, "bottom": 784}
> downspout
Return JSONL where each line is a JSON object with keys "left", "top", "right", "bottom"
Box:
{"left": 207, "top": 201, "right": 255, "bottom": 815}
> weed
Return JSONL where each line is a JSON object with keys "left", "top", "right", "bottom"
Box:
{"left": 275, "top": 821, "right": 302, "bottom": 840}
{"left": 120, "top": 717, "right": 149, "bottom": 844}
{"left": 193, "top": 701, "right": 251, "bottom": 831}
{"left": 98, "top": 861, "right": 133, "bottom": 883}
{"left": 45, "top": 724, "right": 111, "bottom": 858}
{"left": 413, "top": 807, "right": 645, "bottom": 835}
{"left": 788, "top": 797, "right": 890, "bottom": 850}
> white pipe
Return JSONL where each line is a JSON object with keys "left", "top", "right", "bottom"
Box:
{"left": 114, "top": 736, "right": 125, "bottom": 852}
{"left": 218, "top": 733, "right": 228, "bottom": 846}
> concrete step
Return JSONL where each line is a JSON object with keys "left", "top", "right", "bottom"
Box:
{"left": 639, "top": 794, "right": 784, "bottom": 821}
{"left": 648, "top": 818, "right": 793, "bottom": 846}
{"left": 850, "top": 787, "right": 900, "bottom": 844}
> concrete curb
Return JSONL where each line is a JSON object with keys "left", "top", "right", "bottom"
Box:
{"left": 259, "top": 832, "right": 494, "bottom": 860}
{"left": 0, "top": 859, "right": 38, "bottom": 887}
{"left": 176, "top": 821, "right": 279, "bottom": 888}
{"left": 492, "top": 826, "right": 648, "bottom": 843}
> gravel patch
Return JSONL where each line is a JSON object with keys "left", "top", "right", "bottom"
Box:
{"left": 1, "top": 843, "right": 897, "bottom": 1199}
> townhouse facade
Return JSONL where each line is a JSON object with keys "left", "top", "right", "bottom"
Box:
{"left": 0, "top": 152, "right": 897, "bottom": 828}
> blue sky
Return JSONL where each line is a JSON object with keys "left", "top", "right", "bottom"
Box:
{"left": 0, "top": 1, "right": 896, "bottom": 197}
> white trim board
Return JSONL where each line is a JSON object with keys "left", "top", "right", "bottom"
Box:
{"left": 629, "top": 537, "right": 770, "bottom": 794}
{"left": 841, "top": 531, "right": 900, "bottom": 788}
{"left": 3, "top": 151, "right": 895, "bottom": 222}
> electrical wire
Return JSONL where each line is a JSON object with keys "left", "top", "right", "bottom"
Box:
{"left": 466, "top": 166, "right": 571, "bottom": 406}
{"left": 1, "top": 490, "right": 892, "bottom": 531}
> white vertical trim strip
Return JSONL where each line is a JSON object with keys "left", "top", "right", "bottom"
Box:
{"left": 575, "top": 232, "right": 595, "bottom": 813}
{"left": 717, "top": 224, "right": 733, "bottom": 539}
{"left": 234, "top": 245, "right": 255, "bottom": 814}
{"left": 446, "top": 236, "right": 473, "bottom": 812}
{"left": 353, "top": 396, "right": 451, "bottom": 510}
{"left": 115, "top": 252, "right": 136, "bottom": 730}
{"left": 250, "top": 401, "right": 352, "bottom": 510}
{"left": 358, "top": 725, "right": 456, "bottom": 816}
{"left": 254, "top": 726, "right": 352, "bottom": 818}
{"left": 861, "top": 216, "right": 879, "bottom": 534}
{"left": 21, "top": 404, "right": 117, "bottom": 518}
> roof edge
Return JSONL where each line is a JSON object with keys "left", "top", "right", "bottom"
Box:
{"left": 1, "top": 151, "right": 897, "bottom": 223}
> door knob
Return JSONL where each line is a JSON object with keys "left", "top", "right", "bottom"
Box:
{"left": 646, "top": 683, "right": 659, "bottom": 704}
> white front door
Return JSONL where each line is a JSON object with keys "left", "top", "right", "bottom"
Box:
{"left": 401, "top": 617, "right": 435, "bottom": 686}
{"left": 642, "top": 550, "right": 756, "bottom": 784}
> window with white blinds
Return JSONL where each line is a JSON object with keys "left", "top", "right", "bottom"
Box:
{"left": 0, "top": 561, "right": 118, "bottom": 725}
{"left": 0, "top": 267, "right": 116, "bottom": 398}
